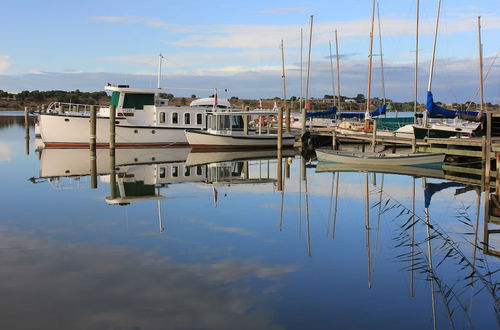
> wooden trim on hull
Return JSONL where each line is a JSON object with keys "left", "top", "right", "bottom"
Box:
{"left": 43, "top": 142, "right": 190, "bottom": 148}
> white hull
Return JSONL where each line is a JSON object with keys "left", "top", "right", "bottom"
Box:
{"left": 185, "top": 130, "right": 296, "bottom": 149}
{"left": 39, "top": 147, "right": 192, "bottom": 178}
{"left": 185, "top": 148, "right": 295, "bottom": 167}
{"left": 316, "top": 149, "right": 445, "bottom": 167}
{"left": 39, "top": 114, "right": 191, "bottom": 148}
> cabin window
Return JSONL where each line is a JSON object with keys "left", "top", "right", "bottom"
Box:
{"left": 196, "top": 113, "right": 203, "bottom": 125}
{"left": 159, "top": 112, "right": 166, "bottom": 123}
{"left": 184, "top": 113, "right": 191, "bottom": 125}
{"left": 196, "top": 166, "right": 203, "bottom": 175}
{"left": 159, "top": 167, "right": 166, "bottom": 178}
{"left": 122, "top": 93, "right": 154, "bottom": 110}
{"left": 184, "top": 167, "right": 190, "bottom": 176}
{"left": 172, "top": 112, "right": 178, "bottom": 124}
{"left": 172, "top": 166, "right": 178, "bottom": 177}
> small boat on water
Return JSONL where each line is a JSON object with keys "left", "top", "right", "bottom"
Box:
{"left": 316, "top": 149, "right": 445, "bottom": 167}
{"left": 185, "top": 109, "right": 295, "bottom": 149}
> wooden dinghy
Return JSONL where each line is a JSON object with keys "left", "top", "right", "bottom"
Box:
{"left": 316, "top": 149, "right": 445, "bottom": 168}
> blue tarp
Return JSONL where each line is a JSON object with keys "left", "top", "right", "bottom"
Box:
{"left": 338, "top": 104, "right": 387, "bottom": 119}
{"left": 306, "top": 106, "right": 337, "bottom": 118}
{"left": 424, "top": 182, "right": 466, "bottom": 208}
{"left": 426, "top": 91, "right": 479, "bottom": 119}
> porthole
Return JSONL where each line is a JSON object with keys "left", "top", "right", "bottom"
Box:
{"left": 134, "top": 129, "right": 138, "bottom": 133}
{"left": 64, "top": 118, "right": 69, "bottom": 122}
{"left": 152, "top": 157, "right": 156, "bottom": 161}
{"left": 152, "top": 130, "right": 156, "bottom": 134}
{"left": 134, "top": 158, "right": 138, "bottom": 162}
{"left": 65, "top": 170, "right": 70, "bottom": 173}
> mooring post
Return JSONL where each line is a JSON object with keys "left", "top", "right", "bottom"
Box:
{"left": 412, "top": 137, "right": 417, "bottom": 153}
{"left": 277, "top": 148, "right": 283, "bottom": 191}
{"left": 371, "top": 120, "right": 377, "bottom": 152}
{"left": 496, "top": 152, "right": 500, "bottom": 196}
{"left": 332, "top": 130, "right": 337, "bottom": 150}
{"left": 24, "top": 106, "right": 29, "bottom": 155}
{"left": 109, "top": 104, "right": 116, "bottom": 198}
{"left": 486, "top": 112, "right": 492, "bottom": 184}
{"left": 90, "top": 105, "right": 97, "bottom": 189}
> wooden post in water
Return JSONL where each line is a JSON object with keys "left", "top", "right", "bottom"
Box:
{"left": 371, "top": 120, "right": 377, "bottom": 152}
{"left": 496, "top": 152, "right": 500, "bottom": 196}
{"left": 412, "top": 137, "right": 417, "bottom": 153}
{"left": 90, "top": 105, "right": 97, "bottom": 189}
{"left": 109, "top": 104, "right": 116, "bottom": 198}
{"left": 24, "top": 106, "right": 29, "bottom": 155}
{"left": 486, "top": 112, "right": 492, "bottom": 184}
{"left": 277, "top": 148, "right": 283, "bottom": 191}
{"left": 332, "top": 131, "right": 337, "bottom": 150}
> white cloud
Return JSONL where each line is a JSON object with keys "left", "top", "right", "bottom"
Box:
{"left": 0, "top": 55, "right": 13, "bottom": 73}
{"left": 257, "top": 8, "right": 310, "bottom": 14}
{"left": 0, "top": 143, "right": 13, "bottom": 162}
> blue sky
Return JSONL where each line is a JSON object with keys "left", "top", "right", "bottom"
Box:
{"left": 0, "top": 0, "right": 499, "bottom": 103}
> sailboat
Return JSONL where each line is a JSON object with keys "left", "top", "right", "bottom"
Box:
{"left": 397, "top": 1, "right": 484, "bottom": 139}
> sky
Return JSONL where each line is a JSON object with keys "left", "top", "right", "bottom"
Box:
{"left": 0, "top": 0, "right": 499, "bottom": 103}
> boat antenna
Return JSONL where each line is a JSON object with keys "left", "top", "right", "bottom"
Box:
{"left": 157, "top": 53, "right": 164, "bottom": 89}
{"left": 427, "top": 0, "right": 441, "bottom": 92}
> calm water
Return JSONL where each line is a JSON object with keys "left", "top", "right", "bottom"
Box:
{"left": 0, "top": 112, "right": 498, "bottom": 329}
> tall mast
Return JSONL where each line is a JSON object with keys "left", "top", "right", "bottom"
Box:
{"left": 377, "top": 1, "right": 386, "bottom": 105}
{"left": 281, "top": 40, "right": 289, "bottom": 134}
{"left": 157, "top": 53, "right": 163, "bottom": 89}
{"left": 328, "top": 39, "right": 336, "bottom": 104}
{"left": 303, "top": 15, "right": 314, "bottom": 134}
{"left": 427, "top": 0, "right": 441, "bottom": 92}
{"left": 300, "top": 28, "right": 303, "bottom": 113}
{"left": 366, "top": 0, "right": 376, "bottom": 112}
{"left": 478, "top": 16, "right": 484, "bottom": 112}
{"left": 335, "top": 29, "right": 342, "bottom": 109}
{"left": 414, "top": 0, "right": 420, "bottom": 122}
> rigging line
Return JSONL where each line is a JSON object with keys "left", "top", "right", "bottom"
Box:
{"left": 465, "top": 50, "right": 500, "bottom": 111}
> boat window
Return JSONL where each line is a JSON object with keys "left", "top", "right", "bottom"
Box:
{"left": 196, "top": 166, "right": 203, "bottom": 176}
{"left": 172, "top": 112, "right": 178, "bottom": 124}
{"left": 122, "top": 93, "right": 154, "bottom": 110}
{"left": 159, "top": 112, "right": 165, "bottom": 123}
{"left": 159, "top": 167, "right": 166, "bottom": 178}
{"left": 196, "top": 113, "right": 203, "bottom": 125}
{"left": 184, "top": 167, "right": 190, "bottom": 176}
{"left": 184, "top": 113, "right": 191, "bottom": 125}
{"left": 172, "top": 166, "right": 178, "bottom": 177}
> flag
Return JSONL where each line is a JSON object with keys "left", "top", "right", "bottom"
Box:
{"left": 213, "top": 90, "right": 218, "bottom": 111}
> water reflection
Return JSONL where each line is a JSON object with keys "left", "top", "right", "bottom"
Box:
{"left": 1, "top": 114, "right": 498, "bottom": 329}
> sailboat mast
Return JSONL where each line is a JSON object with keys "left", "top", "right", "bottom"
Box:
{"left": 377, "top": 1, "right": 386, "bottom": 105}
{"left": 478, "top": 16, "right": 484, "bottom": 112}
{"left": 335, "top": 30, "right": 342, "bottom": 109}
{"left": 366, "top": 0, "right": 376, "bottom": 112}
{"left": 303, "top": 15, "right": 314, "bottom": 134}
{"left": 414, "top": 0, "right": 420, "bottom": 122}
{"left": 281, "top": 40, "right": 289, "bottom": 133}
{"left": 300, "top": 28, "right": 303, "bottom": 114}
{"left": 328, "top": 40, "right": 336, "bottom": 103}
{"left": 427, "top": 0, "right": 441, "bottom": 92}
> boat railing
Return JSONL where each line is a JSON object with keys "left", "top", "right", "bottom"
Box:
{"left": 46, "top": 101, "right": 101, "bottom": 115}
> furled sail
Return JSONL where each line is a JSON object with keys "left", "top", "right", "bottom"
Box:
{"left": 338, "top": 104, "right": 386, "bottom": 119}
{"left": 306, "top": 106, "right": 337, "bottom": 118}
{"left": 426, "top": 91, "right": 479, "bottom": 119}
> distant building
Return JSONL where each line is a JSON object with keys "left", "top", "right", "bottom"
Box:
{"left": 345, "top": 99, "right": 356, "bottom": 104}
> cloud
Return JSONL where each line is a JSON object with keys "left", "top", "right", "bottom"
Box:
{"left": 257, "top": 8, "right": 310, "bottom": 14}
{"left": 0, "top": 227, "right": 295, "bottom": 330}
{"left": 0, "top": 55, "right": 14, "bottom": 73}
{"left": 0, "top": 143, "right": 13, "bottom": 162}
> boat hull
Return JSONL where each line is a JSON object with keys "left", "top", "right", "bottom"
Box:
{"left": 185, "top": 130, "right": 296, "bottom": 149}
{"left": 316, "top": 149, "right": 445, "bottom": 167}
{"left": 39, "top": 114, "right": 191, "bottom": 148}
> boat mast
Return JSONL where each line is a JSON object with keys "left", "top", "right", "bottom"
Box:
{"left": 281, "top": 40, "right": 289, "bottom": 133}
{"left": 157, "top": 53, "right": 164, "bottom": 89}
{"left": 303, "top": 15, "right": 314, "bottom": 134}
{"left": 328, "top": 39, "right": 336, "bottom": 105}
{"left": 478, "top": 16, "right": 484, "bottom": 112}
{"left": 427, "top": 0, "right": 441, "bottom": 92}
{"left": 414, "top": 0, "right": 420, "bottom": 123}
{"left": 366, "top": 0, "right": 376, "bottom": 113}
{"left": 377, "top": 1, "right": 386, "bottom": 105}
{"left": 335, "top": 30, "right": 342, "bottom": 110}
{"left": 300, "top": 28, "right": 303, "bottom": 114}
